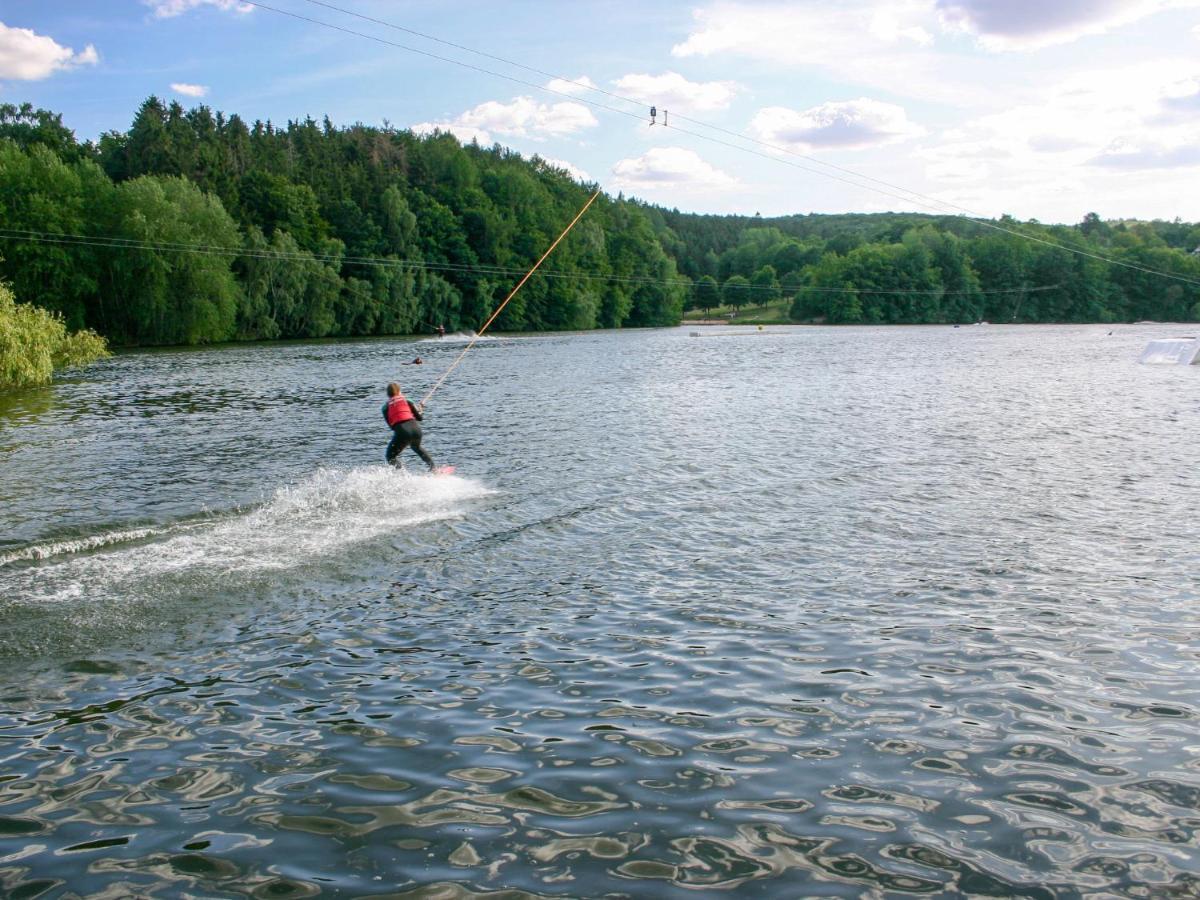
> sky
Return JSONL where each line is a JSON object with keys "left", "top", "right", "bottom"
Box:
{"left": 2, "top": 0, "right": 1200, "bottom": 224}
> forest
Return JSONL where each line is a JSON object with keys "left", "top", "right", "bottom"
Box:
{"left": 1, "top": 98, "right": 1199, "bottom": 349}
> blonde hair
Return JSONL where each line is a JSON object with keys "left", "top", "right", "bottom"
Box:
{"left": 386, "top": 382, "right": 401, "bottom": 397}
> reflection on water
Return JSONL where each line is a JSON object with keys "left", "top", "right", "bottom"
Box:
{"left": 1, "top": 325, "right": 1198, "bottom": 896}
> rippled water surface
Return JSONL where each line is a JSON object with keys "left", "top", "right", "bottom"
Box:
{"left": 1, "top": 325, "right": 1198, "bottom": 898}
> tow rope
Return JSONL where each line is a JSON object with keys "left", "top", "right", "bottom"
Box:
{"left": 419, "top": 188, "right": 602, "bottom": 407}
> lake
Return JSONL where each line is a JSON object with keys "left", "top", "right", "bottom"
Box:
{"left": 1, "top": 324, "right": 1197, "bottom": 897}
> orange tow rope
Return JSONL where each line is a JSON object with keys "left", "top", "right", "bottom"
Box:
{"left": 420, "top": 188, "right": 602, "bottom": 407}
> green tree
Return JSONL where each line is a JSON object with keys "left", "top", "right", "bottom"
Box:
{"left": 0, "top": 103, "right": 83, "bottom": 162}
{"left": 101, "top": 175, "right": 242, "bottom": 344}
{"left": 910, "top": 227, "right": 980, "bottom": 323}
{"left": 1079, "top": 212, "right": 1110, "bottom": 242}
{"left": 723, "top": 275, "right": 752, "bottom": 312}
{"left": 750, "top": 264, "right": 781, "bottom": 308}
{"left": 0, "top": 143, "right": 107, "bottom": 329}
{"left": 969, "top": 233, "right": 1032, "bottom": 322}
{"left": 694, "top": 274, "right": 720, "bottom": 313}
{"left": 781, "top": 269, "right": 808, "bottom": 300}
{"left": 237, "top": 171, "right": 326, "bottom": 250}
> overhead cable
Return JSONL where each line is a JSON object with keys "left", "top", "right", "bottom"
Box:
{"left": 0, "top": 228, "right": 1062, "bottom": 296}
{"left": 254, "top": 0, "right": 1200, "bottom": 289}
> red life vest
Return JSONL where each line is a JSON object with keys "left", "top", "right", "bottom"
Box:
{"left": 385, "top": 395, "right": 414, "bottom": 426}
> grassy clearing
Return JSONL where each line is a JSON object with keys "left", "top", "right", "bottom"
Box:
{"left": 683, "top": 299, "right": 794, "bottom": 325}
{"left": 0, "top": 283, "right": 109, "bottom": 390}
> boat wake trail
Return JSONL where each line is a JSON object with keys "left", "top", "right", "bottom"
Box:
{"left": 0, "top": 467, "right": 493, "bottom": 655}
{"left": 0, "top": 524, "right": 197, "bottom": 567}
{"left": 416, "top": 330, "right": 496, "bottom": 344}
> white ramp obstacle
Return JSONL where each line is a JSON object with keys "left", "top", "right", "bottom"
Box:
{"left": 1139, "top": 337, "right": 1200, "bottom": 365}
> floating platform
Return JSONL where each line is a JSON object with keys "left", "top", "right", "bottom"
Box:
{"left": 1139, "top": 338, "right": 1200, "bottom": 365}
{"left": 689, "top": 327, "right": 771, "bottom": 338}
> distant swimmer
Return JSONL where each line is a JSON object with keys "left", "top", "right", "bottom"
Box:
{"left": 382, "top": 382, "right": 436, "bottom": 471}
{"left": 436, "top": 324, "right": 446, "bottom": 337}
{"left": 410, "top": 357, "right": 423, "bottom": 365}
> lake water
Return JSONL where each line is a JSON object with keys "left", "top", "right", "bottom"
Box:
{"left": 1, "top": 324, "right": 1197, "bottom": 897}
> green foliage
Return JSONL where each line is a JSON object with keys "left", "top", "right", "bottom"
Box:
{"left": 238, "top": 171, "right": 326, "bottom": 250}
{"left": 750, "top": 265, "right": 781, "bottom": 308}
{"left": 0, "top": 103, "right": 83, "bottom": 162}
{"left": 0, "top": 282, "right": 108, "bottom": 390}
{"left": 794, "top": 239, "right": 942, "bottom": 323}
{"left": 0, "top": 142, "right": 103, "bottom": 329}
{"left": 236, "top": 227, "right": 343, "bottom": 339}
{"left": 677, "top": 209, "right": 1200, "bottom": 326}
{"left": 781, "top": 269, "right": 808, "bottom": 299}
{"left": 100, "top": 175, "right": 243, "bottom": 344}
{"left": 1, "top": 100, "right": 691, "bottom": 345}
{"left": 53, "top": 326, "right": 110, "bottom": 370}
{"left": 723, "top": 275, "right": 752, "bottom": 311}
{"left": 694, "top": 275, "right": 720, "bottom": 312}
{"left": 3, "top": 98, "right": 1200, "bottom": 343}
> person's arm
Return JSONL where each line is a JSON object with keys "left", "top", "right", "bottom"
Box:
{"left": 381, "top": 401, "right": 390, "bottom": 423}
{"left": 408, "top": 399, "right": 423, "bottom": 421}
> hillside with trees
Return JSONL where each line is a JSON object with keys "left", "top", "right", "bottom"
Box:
{"left": 0, "top": 99, "right": 685, "bottom": 346}
{"left": 653, "top": 209, "right": 1200, "bottom": 324}
{"left": 1, "top": 98, "right": 1198, "bottom": 348}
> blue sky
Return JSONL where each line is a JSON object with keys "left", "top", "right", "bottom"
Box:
{"left": 3, "top": 0, "right": 1200, "bottom": 223}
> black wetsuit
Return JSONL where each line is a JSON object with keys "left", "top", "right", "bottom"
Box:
{"left": 382, "top": 399, "right": 435, "bottom": 470}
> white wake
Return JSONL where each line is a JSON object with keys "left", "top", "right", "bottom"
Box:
{"left": 0, "top": 466, "right": 493, "bottom": 608}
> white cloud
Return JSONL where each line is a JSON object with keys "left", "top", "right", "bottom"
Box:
{"left": 668, "top": 1, "right": 1200, "bottom": 104}
{"left": 537, "top": 156, "right": 591, "bottom": 182}
{"left": 935, "top": 0, "right": 1195, "bottom": 51}
{"left": 170, "top": 82, "right": 209, "bottom": 98}
{"left": 144, "top": 0, "right": 252, "bottom": 17}
{"left": 967, "top": 59, "right": 1197, "bottom": 156}
{"left": 611, "top": 147, "right": 737, "bottom": 190}
{"left": 1089, "top": 140, "right": 1200, "bottom": 169}
{"left": 413, "top": 96, "right": 598, "bottom": 145}
{"left": 749, "top": 99, "right": 924, "bottom": 150}
{"left": 1159, "top": 76, "right": 1200, "bottom": 114}
{"left": 0, "top": 22, "right": 98, "bottom": 80}
{"left": 545, "top": 75, "right": 598, "bottom": 97}
{"left": 673, "top": 2, "right": 934, "bottom": 61}
{"left": 411, "top": 121, "right": 491, "bottom": 145}
{"left": 669, "top": 2, "right": 976, "bottom": 103}
{"left": 612, "top": 71, "right": 739, "bottom": 111}
{"left": 676, "top": 1, "right": 1198, "bottom": 60}
{"left": 922, "top": 153, "right": 987, "bottom": 185}
{"left": 1027, "top": 134, "right": 1089, "bottom": 153}
{"left": 914, "top": 58, "right": 1200, "bottom": 218}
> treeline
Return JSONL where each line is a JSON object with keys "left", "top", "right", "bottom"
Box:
{"left": 0, "top": 100, "right": 684, "bottom": 346}
{"left": 1, "top": 99, "right": 1199, "bottom": 347}
{"left": 654, "top": 208, "right": 1200, "bottom": 324}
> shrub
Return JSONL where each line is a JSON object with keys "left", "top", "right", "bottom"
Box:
{"left": 0, "top": 282, "right": 109, "bottom": 389}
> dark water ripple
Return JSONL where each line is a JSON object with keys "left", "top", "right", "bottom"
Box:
{"left": 1, "top": 325, "right": 1198, "bottom": 897}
